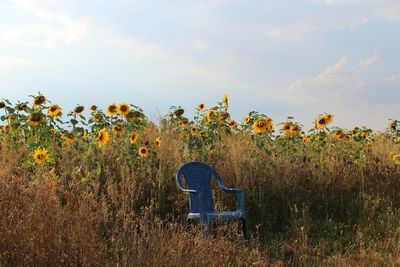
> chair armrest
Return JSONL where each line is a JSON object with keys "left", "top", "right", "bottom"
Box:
{"left": 179, "top": 188, "right": 198, "bottom": 194}
{"left": 220, "top": 187, "right": 245, "bottom": 213}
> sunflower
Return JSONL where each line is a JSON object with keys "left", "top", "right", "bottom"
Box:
{"left": 252, "top": 119, "right": 268, "bottom": 134}
{"left": 315, "top": 116, "right": 326, "bottom": 129}
{"left": 112, "top": 124, "right": 124, "bottom": 135}
{"left": 7, "top": 114, "right": 17, "bottom": 123}
{"left": 289, "top": 124, "right": 300, "bottom": 136}
{"left": 0, "top": 102, "right": 5, "bottom": 109}
{"left": 16, "top": 103, "right": 27, "bottom": 111}
{"left": 74, "top": 106, "right": 85, "bottom": 114}
{"left": 33, "top": 95, "right": 46, "bottom": 107}
{"left": 97, "top": 128, "right": 109, "bottom": 148}
{"left": 28, "top": 113, "right": 44, "bottom": 126}
{"left": 191, "top": 126, "right": 199, "bottom": 135}
{"left": 90, "top": 105, "right": 97, "bottom": 111}
{"left": 138, "top": 146, "right": 149, "bottom": 158}
{"left": 198, "top": 103, "right": 206, "bottom": 110}
{"left": 33, "top": 148, "right": 49, "bottom": 165}
{"left": 334, "top": 129, "right": 345, "bottom": 140}
{"left": 106, "top": 104, "right": 118, "bottom": 116}
{"left": 179, "top": 118, "right": 189, "bottom": 127}
{"left": 388, "top": 121, "right": 396, "bottom": 130}
{"left": 93, "top": 114, "right": 103, "bottom": 122}
{"left": 2, "top": 124, "right": 10, "bottom": 132}
{"left": 219, "top": 112, "right": 230, "bottom": 123}
{"left": 223, "top": 94, "right": 228, "bottom": 108}
{"left": 204, "top": 113, "right": 212, "bottom": 123}
{"left": 174, "top": 108, "right": 184, "bottom": 117}
{"left": 48, "top": 104, "right": 62, "bottom": 118}
{"left": 181, "top": 129, "right": 190, "bottom": 139}
{"left": 155, "top": 137, "right": 161, "bottom": 148}
{"left": 204, "top": 109, "right": 218, "bottom": 123}
{"left": 227, "top": 120, "right": 237, "bottom": 129}
{"left": 303, "top": 135, "right": 311, "bottom": 144}
{"left": 245, "top": 115, "right": 251, "bottom": 124}
{"left": 130, "top": 132, "right": 139, "bottom": 144}
{"left": 323, "top": 114, "right": 333, "bottom": 124}
{"left": 118, "top": 103, "right": 130, "bottom": 115}
{"left": 281, "top": 123, "right": 291, "bottom": 136}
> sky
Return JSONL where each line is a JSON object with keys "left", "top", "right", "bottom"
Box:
{"left": 0, "top": 0, "right": 399, "bottom": 131}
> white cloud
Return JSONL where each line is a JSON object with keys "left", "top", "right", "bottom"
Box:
{"left": 385, "top": 74, "right": 400, "bottom": 82}
{"left": 0, "top": 58, "right": 37, "bottom": 71}
{"left": 101, "top": 36, "right": 167, "bottom": 60}
{"left": 267, "top": 22, "right": 317, "bottom": 41}
{"left": 378, "top": 3, "right": 400, "bottom": 22}
{"left": 359, "top": 49, "right": 379, "bottom": 69}
{"left": 2, "top": 0, "right": 89, "bottom": 48}
{"left": 193, "top": 40, "right": 208, "bottom": 52}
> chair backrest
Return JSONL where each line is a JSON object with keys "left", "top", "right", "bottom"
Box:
{"left": 176, "top": 162, "right": 218, "bottom": 213}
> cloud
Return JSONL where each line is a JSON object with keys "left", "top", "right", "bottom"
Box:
{"left": 385, "top": 74, "right": 400, "bottom": 82}
{"left": 101, "top": 36, "right": 167, "bottom": 60}
{"left": 267, "top": 22, "right": 317, "bottom": 41}
{"left": 2, "top": 0, "right": 89, "bottom": 48}
{"left": 378, "top": 3, "right": 400, "bottom": 22}
{"left": 193, "top": 40, "right": 208, "bottom": 52}
{"left": 359, "top": 49, "right": 379, "bottom": 69}
{"left": 311, "top": 0, "right": 361, "bottom": 4}
{"left": 0, "top": 58, "right": 37, "bottom": 71}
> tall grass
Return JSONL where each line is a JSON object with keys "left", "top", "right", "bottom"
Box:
{"left": 1, "top": 95, "right": 400, "bottom": 265}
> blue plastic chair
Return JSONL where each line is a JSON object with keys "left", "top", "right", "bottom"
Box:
{"left": 176, "top": 162, "right": 249, "bottom": 240}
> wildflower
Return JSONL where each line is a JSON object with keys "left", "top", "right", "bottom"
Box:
{"left": 97, "top": 128, "right": 109, "bottom": 148}
{"left": 112, "top": 124, "right": 124, "bottom": 135}
{"left": 303, "top": 135, "right": 311, "bottom": 144}
{"left": 179, "top": 118, "right": 189, "bottom": 127}
{"left": 138, "top": 146, "right": 149, "bottom": 158}
{"left": 315, "top": 116, "right": 327, "bottom": 129}
{"left": 130, "top": 132, "right": 139, "bottom": 144}
{"left": 289, "top": 124, "right": 301, "bottom": 136}
{"left": 33, "top": 95, "right": 46, "bottom": 107}
{"left": 227, "top": 120, "right": 237, "bottom": 129}
{"left": 155, "top": 137, "right": 161, "bottom": 148}
{"left": 223, "top": 94, "right": 228, "bottom": 109}
{"left": 48, "top": 104, "right": 62, "bottom": 118}
{"left": 198, "top": 103, "right": 206, "bottom": 110}
{"left": 118, "top": 103, "right": 130, "bottom": 115}
{"left": 106, "top": 104, "right": 118, "bottom": 116}
{"left": 33, "top": 148, "right": 49, "bottom": 165}
{"left": 28, "top": 113, "right": 44, "bottom": 126}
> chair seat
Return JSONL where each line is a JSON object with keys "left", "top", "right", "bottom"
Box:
{"left": 188, "top": 210, "right": 243, "bottom": 220}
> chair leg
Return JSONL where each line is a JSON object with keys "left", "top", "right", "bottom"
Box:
{"left": 212, "top": 220, "right": 218, "bottom": 238}
{"left": 241, "top": 218, "right": 250, "bottom": 241}
{"left": 202, "top": 221, "right": 210, "bottom": 239}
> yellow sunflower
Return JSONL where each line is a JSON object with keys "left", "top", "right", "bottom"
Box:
{"left": 303, "top": 135, "right": 311, "bottom": 144}
{"left": 245, "top": 115, "right": 251, "bottom": 124}
{"left": 118, "top": 103, "right": 130, "bottom": 115}
{"left": 33, "top": 95, "right": 46, "bottom": 107}
{"left": 93, "top": 114, "right": 103, "bottom": 122}
{"left": 198, "top": 103, "right": 206, "bottom": 110}
{"left": 48, "top": 104, "right": 62, "bottom": 118}
{"left": 191, "top": 126, "right": 199, "bottom": 135}
{"left": 174, "top": 108, "right": 184, "bottom": 117}
{"left": 130, "top": 132, "right": 139, "bottom": 144}
{"left": 33, "top": 148, "right": 49, "bottom": 165}
{"left": 97, "top": 128, "right": 109, "bottom": 148}
{"left": 90, "top": 105, "right": 97, "bottom": 111}
{"left": 289, "top": 124, "right": 300, "bottom": 136}
{"left": 179, "top": 118, "right": 189, "bottom": 127}
{"left": 0, "top": 102, "right": 5, "bottom": 109}
{"left": 219, "top": 112, "right": 230, "bottom": 123}
{"left": 315, "top": 116, "right": 327, "bottom": 129}
{"left": 252, "top": 119, "right": 268, "bottom": 134}
{"left": 334, "top": 129, "right": 345, "bottom": 140}
{"left": 138, "top": 146, "right": 149, "bottom": 158}
{"left": 16, "top": 103, "right": 27, "bottom": 111}
{"left": 281, "top": 123, "right": 291, "bottom": 136}
{"left": 323, "top": 114, "right": 333, "bottom": 124}
{"left": 155, "top": 137, "right": 161, "bottom": 148}
{"left": 106, "top": 104, "right": 118, "bottom": 116}
{"left": 227, "top": 120, "right": 237, "bottom": 129}
{"left": 28, "top": 113, "right": 44, "bottom": 126}
{"left": 74, "top": 106, "right": 85, "bottom": 114}
{"left": 112, "top": 125, "right": 124, "bottom": 135}
{"left": 223, "top": 94, "right": 229, "bottom": 108}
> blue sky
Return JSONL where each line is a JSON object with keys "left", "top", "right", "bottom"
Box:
{"left": 0, "top": 0, "right": 399, "bottom": 130}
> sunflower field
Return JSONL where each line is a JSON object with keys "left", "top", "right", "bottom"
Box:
{"left": 1, "top": 93, "right": 400, "bottom": 266}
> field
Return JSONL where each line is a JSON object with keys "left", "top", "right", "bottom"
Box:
{"left": 1, "top": 94, "right": 400, "bottom": 266}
